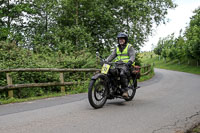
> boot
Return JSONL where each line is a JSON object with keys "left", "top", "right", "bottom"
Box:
{"left": 122, "top": 91, "right": 129, "bottom": 98}
{"left": 121, "top": 77, "right": 129, "bottom": 98}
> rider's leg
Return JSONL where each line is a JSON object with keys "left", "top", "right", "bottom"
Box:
{"left": 120, "top": 65, "right": 132, "bottom": 97}
{"left": 120, "top": 75, "right": 128, "bottom": 91}
{"left": 120, "top": 68, "right": 129, "bottom": 97}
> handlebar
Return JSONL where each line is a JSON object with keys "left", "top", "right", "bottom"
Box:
{"left": 96, "top": 51, "right": 126, "bottom": 66}
{"left": 103, "top": 61, "right": 126, "bottom": 66}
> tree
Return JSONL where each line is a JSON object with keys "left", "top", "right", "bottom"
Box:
{"left": 0, "top": 1, "right": 33, "bottom": 43}
{"left": 174, "top": 35, "right": 185, "bottom": 64}
{"left": 23, "top": 0, "right": 60, "bottom": 51}
{"left": 154, "top": 38, "right": 163, "bottom": 56}
{"left": 154, "top": 7, "right": 200, "bottom": 66}
{"left": 185, "top": 7, "right": 200, "bottom": 66}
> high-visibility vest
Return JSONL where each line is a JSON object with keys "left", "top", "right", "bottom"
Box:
{"left": 115, "top": 43, "right": 131, "bottom": 63}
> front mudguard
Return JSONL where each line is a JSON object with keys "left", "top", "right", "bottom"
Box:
{"left": 91, "top": 73, "right": 108, "bottom": 80}
{"left": 91, "top": 73, "right": 109, "bottom": 87}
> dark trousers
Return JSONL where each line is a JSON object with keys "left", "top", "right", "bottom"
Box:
{"left": 119, "top": 65, "right": 131, "bottom": 92}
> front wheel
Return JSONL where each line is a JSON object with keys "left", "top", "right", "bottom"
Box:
{"left": 88, "top": 77, "right": 108, "bottom": 109}
{"left": 124, "top": 78, "right": 137, "bottom": 101}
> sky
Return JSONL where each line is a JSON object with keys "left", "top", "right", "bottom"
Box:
{"left": 141, "top": 0, "right": 200, "bottom": 51}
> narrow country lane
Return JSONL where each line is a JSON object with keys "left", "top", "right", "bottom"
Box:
{"left": 0, "top": 68, "right": 200, "bottom": 133}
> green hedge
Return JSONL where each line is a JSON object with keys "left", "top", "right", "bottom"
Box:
{"left": 0, "top": 42, "right": 96, "bottom": 98}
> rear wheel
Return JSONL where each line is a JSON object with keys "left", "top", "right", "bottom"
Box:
{"left": 88, "top": 77, "right": 108, "bottom": 109}
{"left": 124, "top": 77, "right": 137, "bottom": 101}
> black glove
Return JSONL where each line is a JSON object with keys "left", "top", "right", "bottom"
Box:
{"left": 100, "top": 60, "right": 108, "bottom": 65}
{"left": 104, "top": 60, "right": 109, "bottom": 64}
{"left": 126, "top": 60, "right": 133, "bottom": 68}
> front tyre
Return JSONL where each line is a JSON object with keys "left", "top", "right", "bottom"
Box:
{"left": 88, "top": 78, "right": 108, "bottom": 109}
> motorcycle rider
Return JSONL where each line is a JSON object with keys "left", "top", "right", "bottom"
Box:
{"left": 106, "top": 32, "right": 135, "bottom": 98}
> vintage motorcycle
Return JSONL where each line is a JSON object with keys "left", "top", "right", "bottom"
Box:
{"left": 88, "top": 52, "right": 140, "bottom": 109}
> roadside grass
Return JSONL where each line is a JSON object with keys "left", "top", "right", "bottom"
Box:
{"left": 0, "top": 92, "right": 66, "bottom": 104}
{"left": 140, "top": 52, "right": 200, "bottom": 75}
{"left": 187, "top": 124, "right": 200, "bottom": 133}
{"left": 138, "top": 66, "right": 155, "bottom": 82}
{"left": 0, "top": 87, "right": 88, "bottom": 105}
{"left": 0, "top": 82, "right": 89, "bottom": 105}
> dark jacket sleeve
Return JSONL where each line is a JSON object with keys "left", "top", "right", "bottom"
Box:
{"left": 128, "top": 46, "right": 135, "bottom": 62}
{"left": 105, "top": 48, "right": 117, "bottom": 62}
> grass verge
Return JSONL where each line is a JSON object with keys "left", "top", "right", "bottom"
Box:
{"left": 187, "top": 124, "right": 200, "bottom": 133}
{"left": 140, "top": 52, "right": 200, "bottom": 75}
{"left": 0, "top": 92, "right": 67, "bottom": 105}
{"left": 138, "top": 66, "right": 155, "bottom": 82}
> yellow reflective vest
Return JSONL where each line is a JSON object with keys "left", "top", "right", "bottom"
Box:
{"left": 115, "top": 43, "right": 131, "bottom": 63}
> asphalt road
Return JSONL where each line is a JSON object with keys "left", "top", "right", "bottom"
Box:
{"left": 0, "top": 68, "right": 200, "bottom": 133}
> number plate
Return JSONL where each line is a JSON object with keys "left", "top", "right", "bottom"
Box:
{"left": 101, "top": 64, "right": 111, "bottom": 74}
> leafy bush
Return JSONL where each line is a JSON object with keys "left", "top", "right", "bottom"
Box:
{"left": 0, "top": 41, "right": 97, "bottom": 98}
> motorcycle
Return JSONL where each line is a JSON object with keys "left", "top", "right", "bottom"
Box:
{"left": 88, "top": 52, "right": 140, "bottom": 109}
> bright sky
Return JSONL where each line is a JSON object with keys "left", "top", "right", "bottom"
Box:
{"left": 141, "top": 0, "right": 200, "bottom": 51}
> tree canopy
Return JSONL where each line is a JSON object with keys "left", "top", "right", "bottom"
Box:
{"left": 153, "top": 7, "right": 200, "bottom": 65}
{"left": 0, "top": 0, "right": 176, "bottom": 53}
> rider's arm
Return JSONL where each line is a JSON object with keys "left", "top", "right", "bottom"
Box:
{"left": 128, "top": 46, "right": 135, "bottom": 62}
{"left": 105, "top": 48, "right": 117, "bottom": 62}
